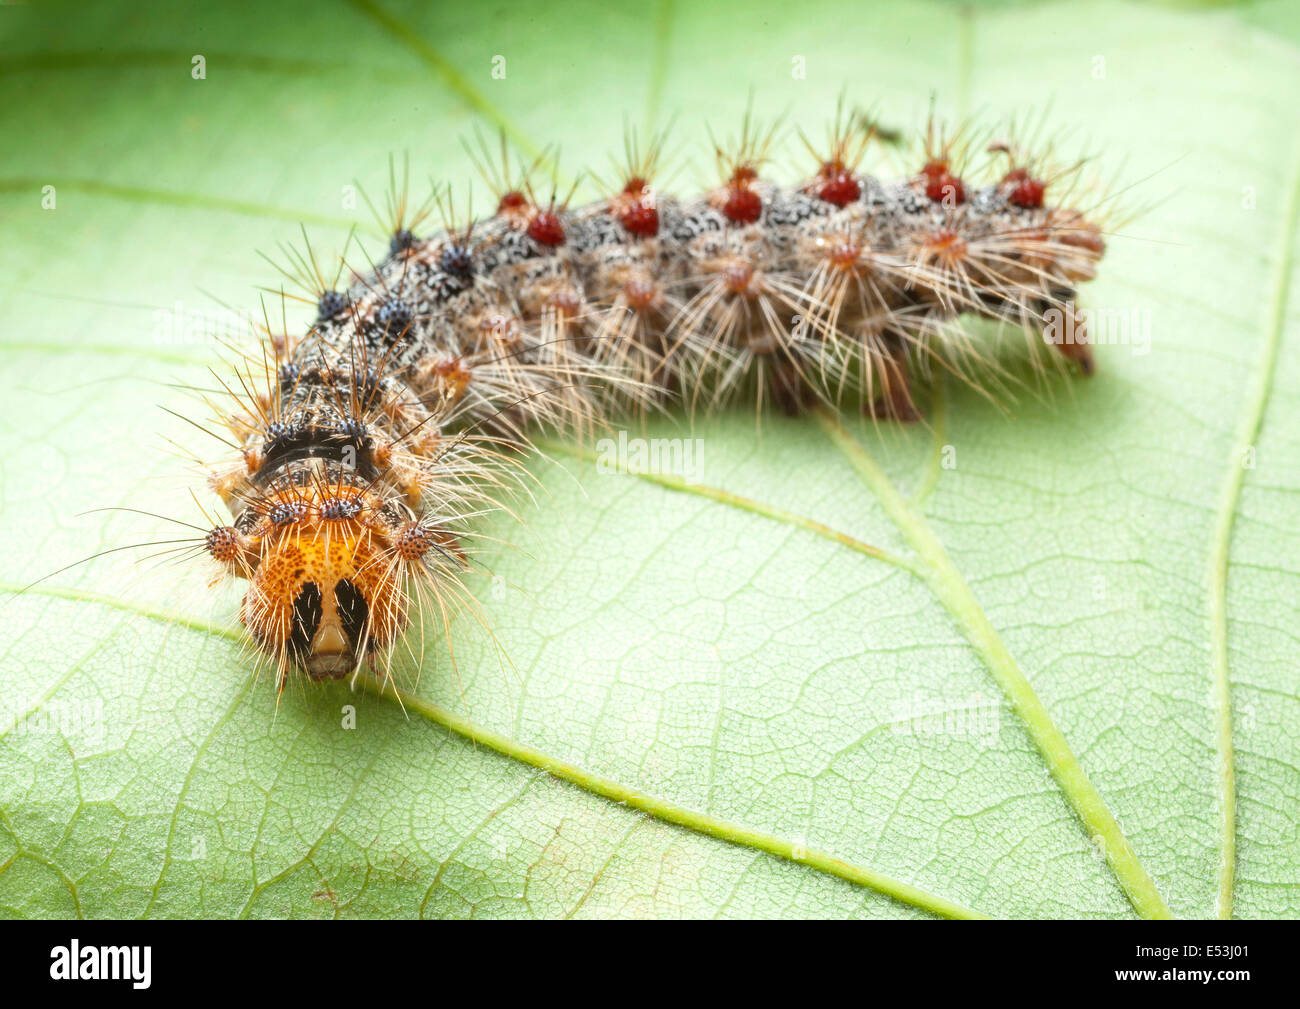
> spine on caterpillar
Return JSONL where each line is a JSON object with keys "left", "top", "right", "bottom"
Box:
{"left": 201, "top": 115, "right": 1108, "bottom": 687}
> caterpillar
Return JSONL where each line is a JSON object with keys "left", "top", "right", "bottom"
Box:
{"left": 192, "top": 110, "right": 1107, "bottom": 689}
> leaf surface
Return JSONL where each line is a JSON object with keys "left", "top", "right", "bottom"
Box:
{"left": 1, "top": 0, "right": 1297, "bottom": 918}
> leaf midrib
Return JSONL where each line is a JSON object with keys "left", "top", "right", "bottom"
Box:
{"left": 811, "top": 409, "right": 1172, "bottom": 919}
{"left": 1, "top": 580, "right": 987, "bottom": 920}
{"left": 1204, "top": 135, "right": 1300, "bottom": 921}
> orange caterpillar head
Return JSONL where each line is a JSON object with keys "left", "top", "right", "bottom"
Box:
{"left": 207, "top": 480, "right": 444, "bottom": 683}
{"left": 243, "top": 519, "right": 404, "bottom": 681}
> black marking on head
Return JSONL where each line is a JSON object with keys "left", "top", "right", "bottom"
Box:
{"left": 335, "top": 578, "right": 368, "bottom": 647}
{"left": 289, "top": 582, "right": 322, "bottom": 661}
{"left": 278, "top": 363, "right": 300, "bottom": 388}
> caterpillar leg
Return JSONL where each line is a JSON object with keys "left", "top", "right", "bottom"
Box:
{"left": 1048, "top": 302, "right": 1095, "bottom": 376}
{"left": 766, "top": 354, "right": 815, "bottom": 417}
{"left": 864, "top": 338, "right": 921, "bottom": 423}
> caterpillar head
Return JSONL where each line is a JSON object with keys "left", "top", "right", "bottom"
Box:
{"left": 244, "top": 527, "right": 405, "bottom": 680}
{"left": 207, "top": 488, "right": 422, "bottom": 683}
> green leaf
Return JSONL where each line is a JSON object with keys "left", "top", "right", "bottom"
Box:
{"left": 2, "top": 0, "right": 1297, "bottom": 919}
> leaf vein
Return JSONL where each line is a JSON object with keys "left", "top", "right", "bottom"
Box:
{"left": 2, "top": 581, "right": 986, "bottom": 919}
{"left": 1204, "top": 136, "right": 1300, "bottom": 920}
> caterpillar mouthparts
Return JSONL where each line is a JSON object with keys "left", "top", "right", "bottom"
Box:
{"left": 195, "top": 111, "right": 1109, "bottom": 689}
{"left": 207, "top": 481, "right": 417, "bottom": 681}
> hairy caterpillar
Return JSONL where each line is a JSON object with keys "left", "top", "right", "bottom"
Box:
{"left": 186, "top": 110, "right": 1106, "bottom": 688}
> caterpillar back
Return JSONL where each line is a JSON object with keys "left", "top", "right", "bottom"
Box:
{"left": 189, "top": 108, "right": 1110, "bottom": 689}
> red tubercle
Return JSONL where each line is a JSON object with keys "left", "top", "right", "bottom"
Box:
{"left": 722, "top": 185, "right": 762, "bottom": 225}
{"left": 712, "top": 159, "right": 764, "bottom": 224}
{"left": 924, "top": 172, "right": 965, "bottom": 206}
{"left": 498, "top": 190, "right": 528, "bottom": 214}
{"left": 1002, "top": 168, "right": 1045, "bottom": 209}
{"left": 918, "top": 155, "right": 965, "bottom": 205}
{"left": 613, "top": 177, "right": 659, "bottom": 237}
{"left": 817, "top": 161, "right": 860, "bottom": 207}
{"left": 527, "top": 209, "right": 565, "bottom": 246}
{"left": 619, "top": 202, "right": 660, "bottom": 236}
